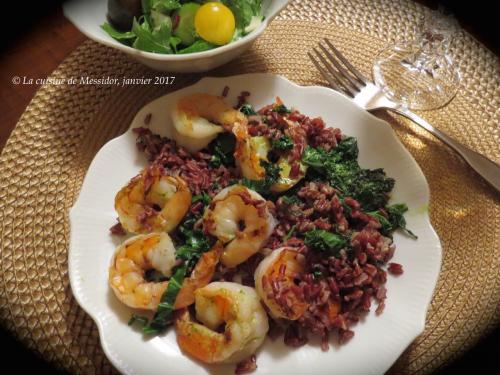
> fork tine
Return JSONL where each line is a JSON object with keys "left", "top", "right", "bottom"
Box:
{"left": 308, "top": 52, "right": 352, "bottom": 97}
{"left": 318, "top": 42, "right": 363, "bottom": 93}
{"left": 324, "top": 39, "right": 368, "bottom": 85}
{"left": 311, "top": 48, "right": 356, "bottom": 97}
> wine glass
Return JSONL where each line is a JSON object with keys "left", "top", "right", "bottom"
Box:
{"left": 373, "top": 9, "right": 461, "bottom": 110}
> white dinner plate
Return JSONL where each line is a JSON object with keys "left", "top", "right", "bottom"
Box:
{"left": 69, "top": 73, "right": 442, "bottom": 375}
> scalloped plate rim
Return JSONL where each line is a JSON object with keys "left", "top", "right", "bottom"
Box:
{"left": 69, "top": 73, "right": 442, "bottom": 375}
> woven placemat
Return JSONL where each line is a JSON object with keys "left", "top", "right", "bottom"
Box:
{"left": 0, "top": 0, "right": 498, "bottom": 374}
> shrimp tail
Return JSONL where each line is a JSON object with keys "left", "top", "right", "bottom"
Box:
{"left": 175, "top": 308, "right": 224, "bottom": 363}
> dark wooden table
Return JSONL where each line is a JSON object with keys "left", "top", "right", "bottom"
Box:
{"left": 0, "top": 2, "right": 497, "bottom": 374}
{"left": 0, "top": 8, "right": 86, "bottom": 151}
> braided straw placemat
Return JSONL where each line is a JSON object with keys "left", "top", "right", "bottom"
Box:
{"left": 0, "top": 0, "right": 498, "bottom": 373}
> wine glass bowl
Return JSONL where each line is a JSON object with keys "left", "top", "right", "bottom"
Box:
{"left": 373, "top": 10, "right": 461, "bottom": 110}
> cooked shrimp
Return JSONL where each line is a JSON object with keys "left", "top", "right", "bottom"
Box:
{"left": 254, "top": 247, "right": 309, "bottom": 320}
{"left": 174, "top": 242, "right": 223, "bottom": 309}
{"left": 203, "top": 185, "right": 276, "bottom": 268}
{"left": 172, "top": 93, "right": 247, "bottom": 152}
{"left": 175, "top": 282, "right": 269, "bottom": 364}
{"left": 109, "top": 233, "right": 176, "bottom": 310}
{"left": 115, "top": 165, "right": 192, "bottom": 234}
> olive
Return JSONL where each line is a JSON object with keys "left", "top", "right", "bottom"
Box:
{"left": 107, "top": 0, "right": 142, "bottom": 31}
{"left": 172, "top": 3, "right": 201, "bottom": 46}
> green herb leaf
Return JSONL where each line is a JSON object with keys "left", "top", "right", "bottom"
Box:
{"left": 192, "top": 192, "right": 211, "bottom": 205}
{"left": 241, "top": 178, "right": 267, "bottom": 192}
{"left": 339, "top": 196, "right": 352, "bottom": 218}
{"left": 261, "top": 160, "right": 281, "bottom": 184}
{"left": 334, "top": 136, "right": 358, "bottom": 160}
{"left": 272, "top": 104, "right": 292, "bottom": 114}
{"left": 176, "top": 209, "right": 212, "bottom": 269}
{"left": 177, "top": 39, "right": 216, "bottom": 54}
{"left": 367, "top": 210, "right": 393, "bottom": 237}
{"left": 221, "top": 0, "right": 262, "bottom": 30}
{"left": 304, "top": 229, "right": 348, "bottom": 255}
{"left": 141, "top": 0, "right": 151, "bottom": 14}
{"left": 241, "top": 160, "right": 281, "bottom": 194}
{"left": 386, "top": 203, "right": 417, "bottom": 239}
{"left": 209, "top": 133, "right": 236, "bottom": 167}
{"left": 367, "top": 203, "right": 417, "bottom": 239}
{"left": 312, "top": 267, "right": 323, "bottom": 279}
{"left": 177, "top": 231, "right": 211, "bottom": 259}
{"left": 283, "top": 224, "right": 296, "bottom": 241}
{"left": 271, "top": 136, "right": 294, "bottom": 151}
{"left": 302, "top": 146, "right": 328, "bottom": 169}
{"left": 143, "top": 264, "right": 187, "bottom": 334}
{"left": 209, "top": 154, "right": 222, "bottom": 168}
{"left": 150, "top": 9, "right": 172, "bottom": 30}
{"left": 240, "top": 104, "right": 257, "bottom": 116}
{"left": 178, "top": 216, "right": 196, "bottom": 237}
{"left": 132, "top": 17, "right": 172, "bottom": 53}
{"left": 151, "top": 0, "right": 181, "bottom": 12}
{"left": 302, "top": 142, "right": 395, "bottom": 211}
{"left": 128, "top": 314, "right": 149, "bottom": 327}
{"left": 169, "top": 36, "right": 182, "bottom": 53}
{"left": 281, "top": 195, "right": 301, "bottom": 206}
{"left": 101, "top": 23, "right": 136, "bottom": 40}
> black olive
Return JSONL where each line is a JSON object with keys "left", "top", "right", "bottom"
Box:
{"left": 107, "top": 0, "right": 142, "bottom": 31}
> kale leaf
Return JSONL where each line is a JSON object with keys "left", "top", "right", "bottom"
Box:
{"left": 331, "top": 165, "right": 394, "bottom": 212}
{"left": 176, "top": 204, "right": 212, "bottom": 269}
{"left": 333, "top": 136, "right": 358, "bottom": 160}
{"left": 208, "top": 133, "right": 236, "bottom": 168}
{"left": 271, "top": 135, "right": 294, "bottom": 151}
{"left": 240, "top": 104, "right": 257, "bottom": 116}
{"left": 242, "top": 160, "right": 281, "bottom": 194}
{"left": 272, "top": 104, "right": 292, "bottom": 114}
{"left": 302, "top": 137, "right": 395, "bottom": 211}
{"left": 302, "top": 146, "right": 329, "bottom": 169}
{"left": 192, "top": 192, "right": 211, "bottom": 206}
{"left": 128, "top": 314, "right": 149, "bottom": 328}
{"left": 176, "top": 231, "right": 211, "bottom": 267}
{"left": 304, "top": 229, "right": 348, "bottom": 256}
{"left": 368, "top": 203, "right": 417, "bottom": 239}
{"left": 281, "top": 194, "right": 301, "bottom": 206}
{"left": 386, "top": 203, "right": 417, "bottom": 239}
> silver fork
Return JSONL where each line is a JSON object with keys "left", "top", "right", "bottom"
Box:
{"left": 308, "top": 39, "right": 499, "bottom": 191}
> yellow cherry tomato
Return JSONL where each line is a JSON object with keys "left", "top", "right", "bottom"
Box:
{"left": 194, "top": 2, "right": 235, "bottom": 46}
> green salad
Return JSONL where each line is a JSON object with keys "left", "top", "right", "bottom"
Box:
{"left": 102, "top": 0, "right": 264, "bottom": 54}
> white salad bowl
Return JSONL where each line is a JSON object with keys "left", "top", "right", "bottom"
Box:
{"left": 63, "top": 0, "right": 290, "bottom": 73}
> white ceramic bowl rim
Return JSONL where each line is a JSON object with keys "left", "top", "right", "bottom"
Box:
{"left": 64, "top": 0, "right": 291, "bottom": 61}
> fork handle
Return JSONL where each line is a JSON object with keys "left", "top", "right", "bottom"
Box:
{"left": 389, "top": 107, "right": 500, "bottom": 191}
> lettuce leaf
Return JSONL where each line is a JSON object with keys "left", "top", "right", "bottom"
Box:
{"left": 132, "top": 17, "right": 172, "bottom": 53}
{"left": 151, "top": 0, "right": 182, "bottom": 12}
{"left": 177, "top": 39, "right": 216, "bottom": 54}
{"left": 221, "top": 0, "right": 263, "bottom": 29}
{"left": 101, "top": 23, "right": 136, "bottom": 40}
